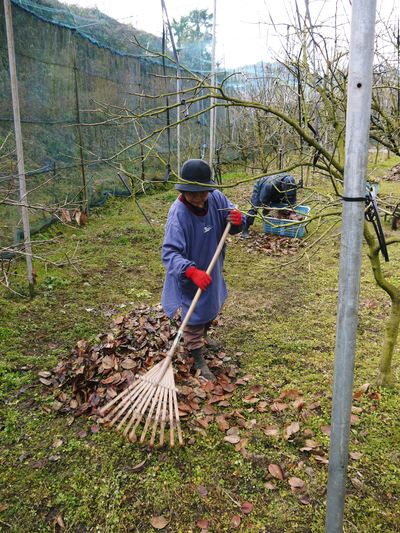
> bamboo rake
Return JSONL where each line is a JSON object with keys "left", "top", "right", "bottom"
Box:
{"left": 99, "top": 222, "right": 232, "bottom": 446}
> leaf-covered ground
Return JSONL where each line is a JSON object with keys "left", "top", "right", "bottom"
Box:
{"left": 0, "top": 168, "right": 399, "bottom": 532}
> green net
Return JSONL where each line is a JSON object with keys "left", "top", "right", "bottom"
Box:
{"left": 0, "top": 0, "right": 212, "bottom": 251}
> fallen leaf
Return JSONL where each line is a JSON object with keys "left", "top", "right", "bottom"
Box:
{"left": 257, "top": 401, "right": 268, "bottom": 412}
{"left": 230, "top": 515, "right": 241, "bottom": 528}
{"left": 224, "top": 435, "right": 241, "bottom": 445}
{"left": 280, "top": 388, "right": 302, "bottom": 400}
{"left": 314, "top": 455, "right": 329, "bottom": 464}
{"left": 52, "top": 439, "right": 63, "bottom": 448}
{"left": 292, "top": 399, "right": 305, "bottom": 411}
{"left": 320, "top": 425, "right": 331, "bottom": 436}
{"left": 242, "top": 396, "right": 259, "bottom": 404}
{"left": 78, "top": 430, "right": 87, "bottom": 438}
{"left": 264, "top": 426, "right": 279, "bottom": 437}
{"left": 0, "top": 503, "right": 9, "bottom": 512}
{"left": 55, "top": 514, "right": 65, "bottom": 528}
{"left": 264, "top": 481, "right": 276, "bottom": 490}
{"left": 369, "top": 391, "right": 381, "bottom": 401}
{"left": 196, "top": 519, "right": 209, "bottom": 529}
{"left": 349, "top": 452, "right": 362, "bottom": 461}
{"left": 121, "top": 359, "right": 137, "bottom": 370}
{"left": 268, "top": 463, "right": 284, "bottom": 480}
{"left": 197, "top": 485, "right": 208, "bottom": 497}
{"left": 351, "top": 477, "right": 364, "bottom": 491}
{"left": 241, "top": 501, "right": 253, "bottom": 514}
{"left": 271, "top": 402, "right": 288, "bottom": 412}
{"left": 350, "top": 414, "right": 360, "bottom": 426}
{"left": 285, "top": 421, "right": 300, "bottom": 440}
{"left": 216, "top": 415, "right": 229, "bottom": 432}
{"left": 288, "top": 477, "right": 305, "bottom": 490}
{"left": 299, "top": 494, "right": 311, "bottom": 505}
{"left": 38, "top": 371, "right": 51, "bottom": 378}
{"left": 150, "top": 515, "right": 170, "bottom": 529}
{"left": 351, "top": 406, "right": 363, "bottom": 414}
{"left": 90, "top": 425, "right": 100, "bottom": 433}
{"left": 60, "top": 208, "right": 71, "bottom": 224}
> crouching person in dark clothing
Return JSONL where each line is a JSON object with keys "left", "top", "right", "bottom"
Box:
{"left": 242, "top": 174, "right": 297, "bottom": 238}
{"left": 161, "top": 159, "right": 244, "bottom": 381}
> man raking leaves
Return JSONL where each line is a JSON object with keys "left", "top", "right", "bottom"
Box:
{"left": 162, "top": 159, "right": 244, "bottom": 381}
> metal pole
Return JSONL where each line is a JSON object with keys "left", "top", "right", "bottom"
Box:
{"left": 176, "top": 60, "right": 181, "bottom": 175}
{"left": 209, "top": 0, "right": 217, "bottom": 167}
{"left": 325, "top": 2, "right": 377, "bottom": 532}
{"left": 4, "top": 0, "right": 34, "bottom": 295}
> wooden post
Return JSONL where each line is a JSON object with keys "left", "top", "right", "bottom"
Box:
{"left": 4, "top": 0, "right": 34, "bottom": 295}
{"left": 73, "top": 50, "right": 88, "bottom": 214}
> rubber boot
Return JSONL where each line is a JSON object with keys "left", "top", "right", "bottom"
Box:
{"left": 190, "top": 348, "right": 216, "bottom": 381}
{"left": 204, "top": 324, "right": 221, "bottom": 353}
{"left": 241, "top": 226, "right": 250, "bottom": 239}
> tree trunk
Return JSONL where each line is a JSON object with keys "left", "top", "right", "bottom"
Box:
{"left": 364, "top": 222, "right": 400, "bottom": 386}
{"left": 378, "top": 297, "right": 400, "bottom": 386}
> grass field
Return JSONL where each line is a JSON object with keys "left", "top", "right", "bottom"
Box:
{"left": 0, "top": 164, "right": 399, "bottom": 532}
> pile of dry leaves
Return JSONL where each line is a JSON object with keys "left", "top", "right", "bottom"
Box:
{"left": 232, "top": 233, "right": 302, "bottom": 256}
{"left": 39, "top": 305, "right": 245, "bottom": 432}
{"left": 384, "top": 164, "right": 400, "bottom": 181}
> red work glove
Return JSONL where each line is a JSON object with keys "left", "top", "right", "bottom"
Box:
{"left": 185, "top": 266, "right": 212, "bottom": 291}
{"left": 227, "top": 209, "right": 243, "bottom": 226}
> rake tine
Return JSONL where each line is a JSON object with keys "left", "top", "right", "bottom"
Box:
{"left": 140, "top": 384, "right": 162, "bottom": 444}
{"left": 128, "top": 382, "right": 159, "bottom": 442}
{"left": 150, "top": 385, "right": 166, "bottom": 447}
{"left": 109, "top": 378, "right": 151, "bottom": 427}
{"left": 168, "top": 369, "right": 175, "bottom": 447}
{"left": 159, "top": 378, "right": 169, "bottom": 447}
{"left": 122, "top": 379, "right": 158, "bottom": 437}
{"left": 109, "top": 362, "right": 164, "bottom": 425}
{"left": 101, "top": 363, "right": 160, "bottom": 415}
{"left": 172, "top": 382, "right": 183, "bottom": 445}
{"left": 115, "top": 379, "right": 154, "bottom": 431}
{"left": 99, "top": 376, "right": 140, "bottom": 416}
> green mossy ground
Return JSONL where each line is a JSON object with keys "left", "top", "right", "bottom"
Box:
{"left": 0, "top": 165, "right": 399, "bottom": 532}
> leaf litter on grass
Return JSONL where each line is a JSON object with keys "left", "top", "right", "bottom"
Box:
{"left": 39, "top": 304, "right": 243, "bottom": 435}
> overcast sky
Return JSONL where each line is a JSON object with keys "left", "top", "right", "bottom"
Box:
{"left": 62, "top": 0, "right": 397, "bottom": 68}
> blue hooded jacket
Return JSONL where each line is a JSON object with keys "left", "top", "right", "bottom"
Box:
{"left": 161, "top": 190, "right": 241, "bottom": 325}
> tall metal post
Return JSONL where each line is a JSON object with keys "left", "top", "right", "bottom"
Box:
{"left": 4, "top": 0, "right": 34, "bottom": 295}
{"left": 325, "top": 1, "right": 377, "bottom": 531}
{"left": 209, "top": 0, "right": 217, "bottom": 167}
{"left": 176, "top": 57, "right": 181, "bottom": 175}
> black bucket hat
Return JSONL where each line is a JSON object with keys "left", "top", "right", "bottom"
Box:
{"left": 175, "top": 159, "right": 216, "bottom": 192}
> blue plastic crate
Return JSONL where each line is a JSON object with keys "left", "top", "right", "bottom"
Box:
{"left": 263, "top": 205, "right": 310, "bottom": 238}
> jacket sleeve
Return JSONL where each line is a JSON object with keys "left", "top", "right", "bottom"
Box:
{"left": 250, "top": 179, "right": 262, "bottom": 208}
{"left": 162, "top": 219, "right": 194, "bottom": 279}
